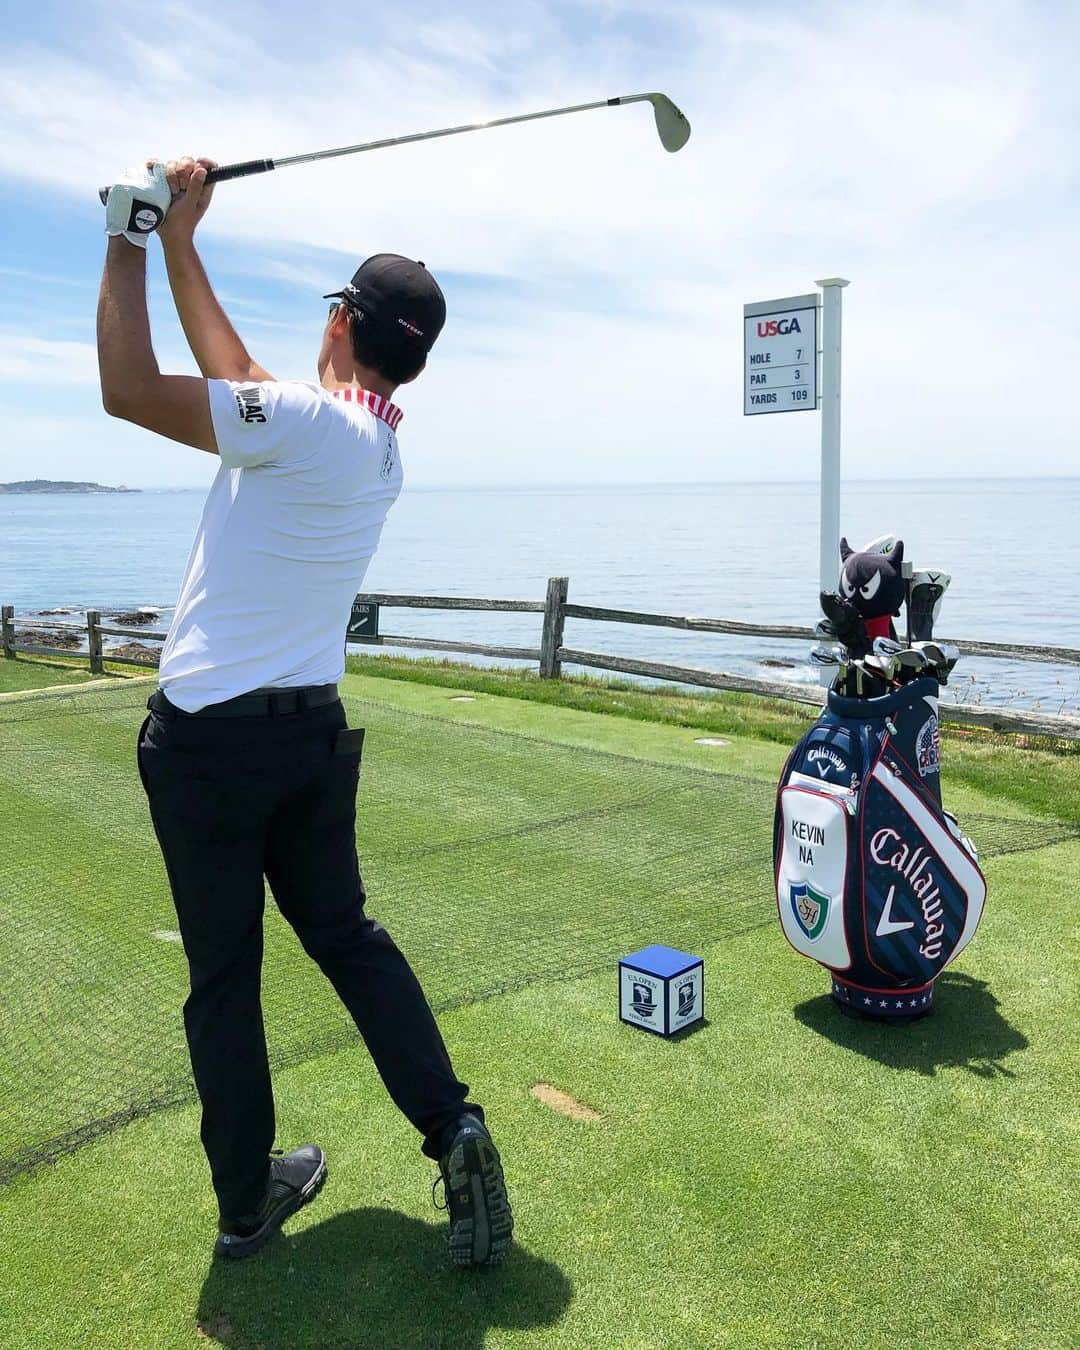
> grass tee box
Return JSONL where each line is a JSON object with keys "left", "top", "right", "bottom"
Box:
{"left": 619, "top": 944, "right": 704, "bottom": 1036}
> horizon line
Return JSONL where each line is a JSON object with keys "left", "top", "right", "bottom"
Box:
{"left": 126, "top": 473, "right": 1080, "bottom": 492}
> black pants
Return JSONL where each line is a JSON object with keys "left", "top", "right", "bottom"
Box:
{"left": 136, "top": 692, "right": 477, "bottom": 1217}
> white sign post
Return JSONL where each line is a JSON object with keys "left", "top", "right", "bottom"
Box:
{"left": 743, "top": 279, "right": 850, "bottom": 599}
{"left": 815, "top": 278, "right": 849, "bottom": 602}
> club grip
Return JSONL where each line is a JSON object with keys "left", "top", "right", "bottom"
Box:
{"left": 205, "top": 158, "right": 275, "bottom": 183}
{"left": 97, "top": 157, "right": 275, "bottom": 205}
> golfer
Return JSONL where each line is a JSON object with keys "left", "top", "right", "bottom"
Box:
{"left": 96, "top": 159, "right": 512, "bottom": 1265}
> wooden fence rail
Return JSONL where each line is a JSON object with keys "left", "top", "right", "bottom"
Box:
{"left": 3, "top": 582, "right": 1078, "bottom": 741}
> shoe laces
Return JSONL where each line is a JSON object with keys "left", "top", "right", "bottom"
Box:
{"left": 431, "top": 1171, "right": 448, "bottom": 1212}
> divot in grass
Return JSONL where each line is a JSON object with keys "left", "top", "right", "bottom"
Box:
{"left": 530, "top": 1083, "right": 601, "bottom": 1122}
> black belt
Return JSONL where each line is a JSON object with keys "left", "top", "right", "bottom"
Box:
{"left": 148, "top": 684, "right": 339, "bottom": 719}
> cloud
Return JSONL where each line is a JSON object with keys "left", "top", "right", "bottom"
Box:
{"left": 0, "top": 0, "right": 1077, "bottom": 485}
{"left": 0, "top": 335, "right": 99, "bottom": 382}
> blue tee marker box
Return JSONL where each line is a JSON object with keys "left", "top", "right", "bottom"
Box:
{"left": 619, "top": 945, "right": 704, "bottom": 1036}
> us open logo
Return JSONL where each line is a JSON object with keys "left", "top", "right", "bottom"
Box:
{"left": 631, "top": 982, "right": 656, "bottom": 1018}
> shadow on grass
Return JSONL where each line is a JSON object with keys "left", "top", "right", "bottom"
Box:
{"left": 793, "top": 972, "right": 1029, "bottom": 1078}
{"left": 196, "top": 1207, "right": 572, "bottom": 1350}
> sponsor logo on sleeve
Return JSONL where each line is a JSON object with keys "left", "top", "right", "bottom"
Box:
{"left": 234, "top": 386, "right": 267, "bottom": 424}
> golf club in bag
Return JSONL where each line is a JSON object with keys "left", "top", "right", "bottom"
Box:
{"left": 774, "top": 535, "right": 986, "bottom": 1021}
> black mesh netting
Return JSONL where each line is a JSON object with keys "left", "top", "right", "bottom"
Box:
{"left": 2, "top": 681, "right": 1076, "bottom": 1184}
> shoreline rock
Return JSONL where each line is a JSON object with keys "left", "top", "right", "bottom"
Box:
{"left": 106, "top": 641, "right": 161, "bottom": 666}
{"left": 17, "top": 630, "right": 82, "bottom": 650}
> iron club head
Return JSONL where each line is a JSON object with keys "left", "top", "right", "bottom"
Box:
{"left": 647, "top": 93, "right": 692, "bottom": 151}
{"left": 872, "top": 637, "right": 902, "bottom": 681}
{"left": 893, "top": 648, "right": 930, "bottom": 679}
{"left": 913, "top": 640, "right": 959, "bottom": 683}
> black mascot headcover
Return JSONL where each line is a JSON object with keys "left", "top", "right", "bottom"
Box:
{"left": 820, "top": 537, "right": 905, "bottom": 657}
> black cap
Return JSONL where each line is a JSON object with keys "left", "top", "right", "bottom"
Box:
{"left": 324, "top": 254, "right": 446, "bottom": 353}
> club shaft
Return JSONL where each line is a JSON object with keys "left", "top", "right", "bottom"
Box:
{"left": 266, "top": 95, "right": 651, "bottom": 173}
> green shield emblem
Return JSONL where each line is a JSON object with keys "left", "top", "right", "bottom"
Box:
{"left": 790, "top": 882, "right": 830, "bottom": 941}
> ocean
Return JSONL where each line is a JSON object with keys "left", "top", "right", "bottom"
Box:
{"left": 2, "top": 478, "right": 1078, "bottom": 715}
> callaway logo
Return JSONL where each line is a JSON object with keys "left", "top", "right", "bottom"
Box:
{"left": 807, "top": 745, "right": 847, "bottom": 778}
{"left": 234, "top": 387, "right": 267, "bottom": 424}
{"left": 875, "top": 885, "right": 914, "bottom": 937}
{"left": 869, "top": 828, "right": 947, "bottom": 959}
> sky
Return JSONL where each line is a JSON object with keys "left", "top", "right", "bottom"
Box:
{"left": 0, "top": 0, "right": 1077, "bottom": 489}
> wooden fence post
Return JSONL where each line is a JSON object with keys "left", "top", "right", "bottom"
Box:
{"left": 1, "top": 605, "right": 14, "bottom": 659}
{"left": 539, "top": 576, "right": 569, "bottom": 679}
{"left": 86, "top": 610, "right": 104, "bottom": 675}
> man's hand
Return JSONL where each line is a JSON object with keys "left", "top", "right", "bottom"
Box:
{"left": 156, "top": 156, "right": 218, "bottom": 246}
{"left": 104, "top": 164, "right": 172, "bottom": 249}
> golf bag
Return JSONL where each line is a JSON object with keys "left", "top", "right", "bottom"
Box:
{"left": 773, "top": 676, "right": 986, "bottom": 1019}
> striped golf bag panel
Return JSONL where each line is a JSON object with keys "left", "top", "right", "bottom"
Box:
{"left": 773, "top": 678, "right": 987, "bottom": 1018}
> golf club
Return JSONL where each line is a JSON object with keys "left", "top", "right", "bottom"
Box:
{"left": 98, "top": 92, "right": 691, "bottom": 204}
{"left": 810, "top": 644, "right": 844, "bottom": 667}
{"left": 913, "top": 640, "right": 960, "bottom": 684}
{"left": 893, "top": 647, "right": 930, "bottom": 680}
{"left": 872, "top": 637, "right": 903, "bottom": 682}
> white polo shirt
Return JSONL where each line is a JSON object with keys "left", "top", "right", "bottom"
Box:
{"left": 158, "top": 379, "right": 404, "bottom": 712}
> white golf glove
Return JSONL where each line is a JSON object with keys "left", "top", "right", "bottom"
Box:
{"left": 104, "top": 164, "right": 171, "bottom": 248}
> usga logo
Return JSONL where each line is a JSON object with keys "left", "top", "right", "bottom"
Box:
{"left": 757, "top": 317, "right": 802, "bottom": 337}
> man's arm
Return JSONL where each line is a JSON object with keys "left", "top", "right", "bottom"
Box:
{"left": 97, "top": 236, "right": 218, "bottom": 453}
{"left": 159, "top": 157, "right": 275, "bottom": 383}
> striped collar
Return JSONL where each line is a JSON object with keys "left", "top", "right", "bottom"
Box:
{"left": 330, "top": 386, "right": 404, "bottom": 431}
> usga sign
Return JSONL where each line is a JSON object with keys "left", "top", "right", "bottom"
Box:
{"left": 743, "top": 294, "right": 819, "bottom": 415}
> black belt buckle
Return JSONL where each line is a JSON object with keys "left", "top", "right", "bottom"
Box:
{"left": 269, "top": 689, "right": 298, "bottom": 717}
